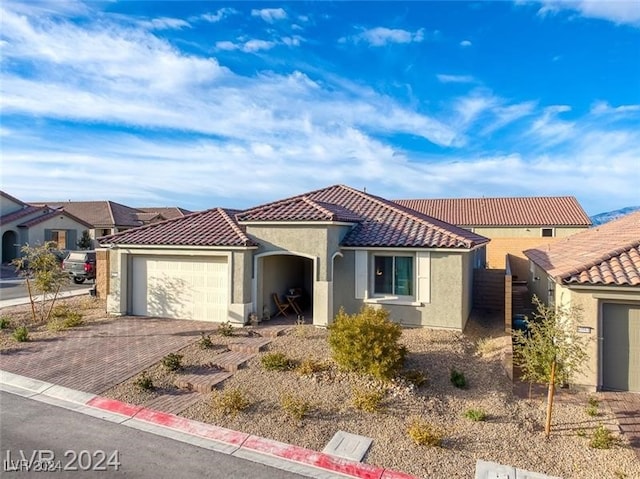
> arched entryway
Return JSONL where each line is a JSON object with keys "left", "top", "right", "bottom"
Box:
{"left": 2, "top": 230, "right": 18, "bottom": 264}
{"left": 255, "top": 252, "right": 314, "bottom": 321}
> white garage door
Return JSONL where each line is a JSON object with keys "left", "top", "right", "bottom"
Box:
{"left": 131, "top": 256, "right": 228, "bottom": 322}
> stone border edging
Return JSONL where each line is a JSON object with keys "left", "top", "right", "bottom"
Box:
{"left": 0, "top": 370, "right": 421, "bottom": 479}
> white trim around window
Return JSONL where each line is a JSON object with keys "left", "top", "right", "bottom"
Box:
{"left": 353, "top": 250, "right": 430, "bottom": 305}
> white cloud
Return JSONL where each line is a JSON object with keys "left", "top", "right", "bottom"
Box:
{"left": 215, "top": 38, "right": 278, "bottom": 53}
{"left": 251, "top": 8, "right": 287, "bottom": 23}
{"left": 437, "top": 74, "right": 475, "bottom": 84}
{"left": 350, "top": 27, "right": 425, "bottom": 47}
{"left": 198, "top": 8, "right": 237, "bottom": 23}
{"left": 460, "top": 40, "right": 472, "bottom": 47}
{"left": 590, "top": 100, "right": 640, "bottom": 115}
{"left": 537, "top": 0, "right": 640, "bottom": 27}
{"left": 139, "top": 17, "right": 190, "bottom": 31}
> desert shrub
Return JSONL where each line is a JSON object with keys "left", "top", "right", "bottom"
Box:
{"left": 295, "top": 358, "right": 329, "bottom": 376}
{"left": 328, "top": 306, "right": 406, "bottom": 380}
{"left": 134, "top": 372, "right": 154, "bottom": 391}
{"left": 211, "top": 387, "right": 251, "bottom": 417}
{"left": 12, "top": 326, "right": 29, "bottom": 342}
{"left": 407, "top": 418, "right": 443, "bottom": 447}
{"left": 162, "top": 353, "right": 183, "bottom": 372}
{"left": 261, "top": 352, "right": 294, "bottom": 371}
{"left": 198, "top": 333, "right": 214, "bottom": 350}
{"left": 280, "top": 393, "right": 312, "bottom": 422}
{"left": 48, "top": 307, "right": 84, "bottom": 331}
{"left": 401, "top": 369, "right": 427, "bottom": 387}
{"left": 586, "top": 405, "right": 599, "bottom": 417}
{"left": 0, "top": 316, "right": 12, "bottom": 329}
{"left": 351, "top": 387, "right": 385, "bottom": 413}
{"left": 217, "top": 321, "right": 234, "bottom": 337}
{"left": 450, "top": 368, "right": 467, "bottom": 389}
{"left": 590, "top": 425, "right": 614, "bottom": 449}
{"left": 464, "top": 408, "right": 487, "bottom": 422}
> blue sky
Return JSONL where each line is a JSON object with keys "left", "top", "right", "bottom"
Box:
{"left": 1, "top": 1, "right": 639, "bottom": 215}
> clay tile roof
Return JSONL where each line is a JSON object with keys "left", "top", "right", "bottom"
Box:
{"left": 524, "top": 211, "right": 640, "bottom": 286}
{"left": 242, "top": 185, "right": 488, "bottom": 249}
{"left": 29, "top": 201, "right": 143, "bottom": 228}
{"left": 237, "top": 196, "right": 363, "bottom": 223}
{"left": 0, "top": 205, "right": 44, "bottom": 225}
{"left": 136, "top": 207, "right": 193, "bottom": 220}
{"left": 17, "top": 208, "right": 92, "bottom": 229}
{"left": 100, "top": 208, "right": 257, "bottom": 247}
{"left": 394, "top": 196, "right": 592, "bottom": 227}
{"left": 134, "top": 212, "right": 163, "bottom": 223}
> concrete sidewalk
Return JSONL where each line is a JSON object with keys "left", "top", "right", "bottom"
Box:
{"left": 0, "top": 287, "right": 92, "bottom": 309}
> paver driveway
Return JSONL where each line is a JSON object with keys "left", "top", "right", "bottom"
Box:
{"left": 0, "top": 317, "right": 212, "bottom": 394}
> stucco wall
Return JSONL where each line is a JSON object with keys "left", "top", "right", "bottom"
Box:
{"left": 25, "top": 217, "right": 88, "bottom": 249}
{"left": 332, "top": 249, "right": 469, "bottom": 329}
{"left": 473, "top": 226, "right": 589, "bottom": 271}
{"left": 0, "top": 196, "right": 22, "bottom": 216}
{"left": 556, "top": 286, "right": 640, "bottom": 390}
{"left": 528, "top": 262, "right": 554, "bottom": 306}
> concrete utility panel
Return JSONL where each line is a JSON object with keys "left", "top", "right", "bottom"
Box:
{"left": 322, "top": 431, "right": 373, "bottom": 462}
{"left": 475, "top": 460, "right": 562, "bottom": 479}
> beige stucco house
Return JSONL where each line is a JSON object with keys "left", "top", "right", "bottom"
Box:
{"left": 395, "top": 196, "right": 591, "bottom": 280}
{"left": 524, "top": 211, "right": 640, "bottom": 392}
{"left": 29, "top": 201, "right": 191, "bottom": 245}
{"left": 99, "top": 185, "right": 489, "bottom": 330}
{"left": 1, "top": 191, "right": 92, "bottom": 263}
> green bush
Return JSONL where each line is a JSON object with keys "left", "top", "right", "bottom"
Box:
{"left": 401, "top": 369, "right": 427, "bottom": 387}
{"left": 464, "top": 408, "right": 487, "bottom": 421}
{"left": 407, "top": 419, "right": 443, "bottom": 447}
{"left": 328, "top": 306, "right": 406, "bottom": 380}
{"left": 351, "top": 387, "right": 385, "bottom": 413}
{"left": 261, "top": 352, "right": 294, "bottom": 371}
{"left": 0, "top": 316, "right": 12, "bottom": 329}
{"left": 198, "top": 333, "right": 214, "bottom": 350}
{"left": 211, "top": 387, "right": 251, "bottom": 417}
{"left": 134, "top": 372, "right": 154, "bottom": 391}
{"left": 280, "top": 393, "right": 312, "bottom": 422}
{"left": 450, "top": 368, "right": 467, "bottom": 389}
{"left": 585, "top": 405, "right": 599, "bottom": 417}
{"left": 589, "top": 425, "right": 614, "bottom": 449}
{"left": 162, "top": 353, "right": 183, "bottom": 372}
{"left": 12, "top": 326, "right": 29, "bottom": 342}
{"left": 217, "top": 321, "right": 234, "bottom": 337}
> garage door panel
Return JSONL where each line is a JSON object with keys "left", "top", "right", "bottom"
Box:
{"left": 602, "top": 303, "right": 640, "bottom": 392}
{"left": 132, "top": 256, "right": 228, "bottom": 322}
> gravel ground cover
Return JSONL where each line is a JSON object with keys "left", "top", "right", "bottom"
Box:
{"left": 0, "top": 296, "right": 107, "bottom": 351}
{"left": 102, "top": 319, "right": 640, "bottom": 479}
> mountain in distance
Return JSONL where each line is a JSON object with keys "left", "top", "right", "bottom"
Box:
{"left": 590, "top": 206, "right": 640, "bottom": 226}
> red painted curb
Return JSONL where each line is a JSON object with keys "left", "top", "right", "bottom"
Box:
{"left": 86, "top": 396, "right": 421, "bottom": 479}
{"left": 242, "top": 435, "right": 385, "bottom": 479}
{"left": 87, "top": 396, "right": 143, "bottom": 417}
{"left": 134, "top": 408, "right": 249, "bottom": 446}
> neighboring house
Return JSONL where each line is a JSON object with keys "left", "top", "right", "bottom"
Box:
{"left": 29, "top": 201, "right": 192, "bottom": 244}
{"left": 99, "top": 185, "right": 489, "bottom": 330}
{"left": 524, "top": 211, "right": 640, "bottom": 392}
{"left": 394, "top": 197, "right": 591, "bottom": 279}
{"left": 0, "top": 191, "right": 92, "bottom": 263}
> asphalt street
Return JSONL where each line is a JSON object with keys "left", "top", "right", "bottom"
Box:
{"left": 0, "top": 392, "right": 309, "bottom": 479}
{"left": 0, "top": 279, "right": 91, "bottom": 302}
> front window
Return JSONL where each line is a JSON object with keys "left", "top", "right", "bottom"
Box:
{"left": 374, "top": 255, "right": 413, "bottom": 296}
{"left": 50, "top": 230, "right": 67, "bottom": 249}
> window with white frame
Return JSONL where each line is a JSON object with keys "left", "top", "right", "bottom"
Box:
{"left": 355, "top": 251, "right": 430, "bottom": 304}
{"left": 374, "top": 255, "right": 413, "bottom": 296}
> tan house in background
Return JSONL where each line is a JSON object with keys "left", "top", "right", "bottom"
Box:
{"left": 524, "top": 211, "right": 640, "bottom": 392}
{"left": 29, "top": 201, "right": 192, "bottom": 245}
{"left": 0, "top": 191, "right": 92, "bottom": 263}
{"left": 395, "top": 196, "right": 591, "bottom": 280}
